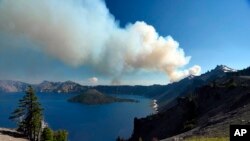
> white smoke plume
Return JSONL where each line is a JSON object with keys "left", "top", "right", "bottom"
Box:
{"left": 0, "top": 0, "right": 201, "bottom": 83}
{"left": 88, "top": 77, "right": 98, "bottom": 84}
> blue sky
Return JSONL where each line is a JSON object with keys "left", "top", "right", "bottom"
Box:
{"left": 106, "top": 0, "right": 250, "bottom": 71}
{"left": 0, "top": 0, "right": 250, "bottom": 85}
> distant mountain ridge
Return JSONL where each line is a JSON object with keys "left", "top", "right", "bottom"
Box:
{"left": 0, "top": 65, "right": 238, "bottom": 109}
{"left": 0, "top": 80, "right": 88, "bottom": 93}
{"left": 0, "top": 80, "right": 166, "bottom": 95}
{"left": 36, "top": 80, "right": 87, "bottom": 93}
{"left": 0, "top": 80, "right": 29, "bottom": 92}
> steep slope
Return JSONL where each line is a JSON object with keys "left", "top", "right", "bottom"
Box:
{"left": 157, "top": 65, "right": 237, "bottom": 110}
{"left": 0, "top": 80, "right": 29, "bottom": 92}
{"left": 228, "top": 66, "right": 250, "bottom": 76}
{"left": 128, "top": 69, "right": 250, "bottom": 141}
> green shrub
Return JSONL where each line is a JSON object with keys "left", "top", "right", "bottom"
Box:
{"left": 53, "top": 130, "right": 68, "bottom": 141}
{"left": 41, "top": 127, "right": 53, "bottom": 141}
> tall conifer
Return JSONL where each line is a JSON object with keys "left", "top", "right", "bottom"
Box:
{"left": 10, "top": 86, "right": 43, "bottom": 141}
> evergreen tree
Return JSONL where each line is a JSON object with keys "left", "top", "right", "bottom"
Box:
{"left": 41, "top": 127, "right": 53, "bottom": 141}
{"left": 9, "top": 86, "right": 43, "bottom": 141}
{"left": 41, "top": 128, "right": 68, "bottom": 141}
{"left": 53, "top": 130, "right": 68, "bottom": 141}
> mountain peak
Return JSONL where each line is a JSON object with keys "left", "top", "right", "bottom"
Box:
{"left": 214, "top": 65, "right": 237, "bottom": 72}
{"left": 187, "top": 74, "right": 196, "bottom": 79}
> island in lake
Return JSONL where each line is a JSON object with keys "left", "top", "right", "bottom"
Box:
{"left": 68, "top": 89, "right": 139, "bottom": 105}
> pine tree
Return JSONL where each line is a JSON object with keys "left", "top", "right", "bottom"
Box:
{"left": 53, "top": 130, "right": 68, "bottom": 141}
{"left": 9, "top": 86, "right": 43, "bottom": 141}
{"left": 41, "top": 127, "right": 53, "bottom": 141}
{"left": 41, "top": 128, "right": 68, "bottom": 141}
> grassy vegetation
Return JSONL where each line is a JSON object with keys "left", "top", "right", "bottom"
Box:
{"left": 185, "top": 137, "right": 229, "bottom": 141}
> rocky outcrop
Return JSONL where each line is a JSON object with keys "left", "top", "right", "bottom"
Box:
{"left": 0, "top": 128, "right": 28, "bottom": 141}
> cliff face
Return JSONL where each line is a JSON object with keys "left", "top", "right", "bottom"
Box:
{"left": 129, "top": 76, "right": 250, "bottom": 141}
{"left": 130, "top": 96, "right": 198, "bottom": 141}
{"left": 0, "top": 80, "right": 29, "bottom": 92}
{"left": 130, "top": 89, "right": 208, "bottom": 140}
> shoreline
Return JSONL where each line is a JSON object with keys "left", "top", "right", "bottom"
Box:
{"left": 151, "top": 99, "right": 158, "bottom": 113}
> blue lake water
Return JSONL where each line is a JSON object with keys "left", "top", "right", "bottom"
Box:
{"left": 0, "top": 92, "right": 154, "bottom": 141}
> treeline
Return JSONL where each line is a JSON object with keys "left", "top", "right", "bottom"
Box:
{"left": 9, "top": 86, "right": 68, "bottom": 141}
{"left": 228, "top": 66, "right": 250, "bottom": 76}
{"left": 42, "top": 127, "right": 67, "bottom": 141}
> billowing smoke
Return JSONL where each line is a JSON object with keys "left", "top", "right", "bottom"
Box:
{"left": 88, "top": 77, "right": 98, "bottom": 84}
{"left": 0, "top": 0, "right": 201, "bottom": 83}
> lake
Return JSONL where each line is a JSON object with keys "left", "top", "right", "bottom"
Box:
{"left": 0, "top": 92, "right": 155, "bottom": 141}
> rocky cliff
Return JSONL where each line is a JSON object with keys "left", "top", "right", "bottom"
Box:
{"left": 128, "top": 68, "right": 250, "bottom": 141}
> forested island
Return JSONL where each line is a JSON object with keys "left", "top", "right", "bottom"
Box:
{"left": 68, "top": 89, "right": 139, "bottom": 105}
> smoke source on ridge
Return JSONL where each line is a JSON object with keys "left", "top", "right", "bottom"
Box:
{"left": 0, "top": 0, "right": 201, "bottom": 83}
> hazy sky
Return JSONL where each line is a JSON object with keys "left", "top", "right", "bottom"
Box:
{"left": 0, "top": 0, "right": 250, "bottom": 85}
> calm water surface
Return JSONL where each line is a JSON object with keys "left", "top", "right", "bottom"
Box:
{"left": 0, "top": 92, "right": 154, "bottom": 141}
